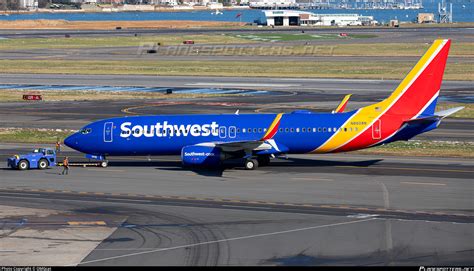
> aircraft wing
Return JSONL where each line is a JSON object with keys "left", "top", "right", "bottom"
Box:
{"left": 196, "top": 139, "right": 287, "bottom": 154}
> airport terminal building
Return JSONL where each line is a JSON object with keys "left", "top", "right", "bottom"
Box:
{"left": 263, "top": 10, "right": 375, "bottom": 26}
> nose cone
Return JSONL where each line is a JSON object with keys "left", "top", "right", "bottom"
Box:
{"left": 64, "top": 133, "right": 78, "bottom": 150}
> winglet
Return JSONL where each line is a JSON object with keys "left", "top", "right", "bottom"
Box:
{"left": 435, "top": 106, "right": 464, "bottom": 119}
{"left": 235, "top": 109, "right": 240, "bottom": 115}
{"left": 332, "top": 94, "right": 352, "bottom": 113}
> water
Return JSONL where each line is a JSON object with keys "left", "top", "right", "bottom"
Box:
{"left": 0, "top": 84, "right": 275, "bottom": 96}
{"left": 0, "top": 0, "right": 472, "bottom": 23}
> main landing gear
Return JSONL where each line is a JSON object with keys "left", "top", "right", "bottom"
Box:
{"left": 244, "top": 159, "right": 259, "bottom": 170}
{"left": 244, "top": 155, "right": 271, "bottom": 170}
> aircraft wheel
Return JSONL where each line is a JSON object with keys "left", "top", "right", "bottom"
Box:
{"left": 38, "top": 159, "right": 49, "bottom": 170}
{"left": 100, "top": 161, "right": 108, "bottom": 168}
{"left": 244, "top": 159, "right": 258, "bottom": 170}
{"left": 18, "top": 160, "right": 29, "bottom": 170}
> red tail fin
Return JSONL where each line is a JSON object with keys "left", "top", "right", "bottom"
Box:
{"left": 384, "top": 39, "right": 450, "bottom": 118}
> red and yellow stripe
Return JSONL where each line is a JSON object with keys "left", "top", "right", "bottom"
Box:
{"left": 262, "top": 113, "right": 283, "bottom": 140}
{"left": 312, "top": 39, "right": 450, "bottom": 153}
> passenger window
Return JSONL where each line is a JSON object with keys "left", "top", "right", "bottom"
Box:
{"left": 237, "top": 128, "right": 240, "bottom": 133}
{"left": 258, "top": 128, "right": 262, "bottom": 133}
{"left": 328, "top": 128, "right": 332, "bottom": 132}
{"left": 296, "top": 128, "right": 300, "bottom": 133}
{"left": 253, "top": 128, "right": 257, "bottom": 133}
{"left": 302, "top": 128, "right": 306, "bottom": 132}
{"left": 344, "top": 128, "right": 347, "bottom": 132}
{"left": 242, "top": 128, "right": 246, "bottom": 133}
{"left": 317, "top": 128, "right": 321, "bottom": 132}
{"left": 313, "top": 128, "right": 316, "bottom": 132}
{"left": 290, "top": 128, "right": 294, "bottom": 132}
{"left": 285, "top": 128, "right": 289, "bottom": 132}
{"left": 279, "top": 128, "right": 283, "bottom": 132}
{"left": 323, "top": 128, "right": 327, "bottom": 132}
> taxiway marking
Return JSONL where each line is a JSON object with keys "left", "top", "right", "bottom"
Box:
{"left": 77, "top": 218, "right": 376, "bottom": 265}
{"left": 400, "top": 181, "right": 446, "bottom": 186}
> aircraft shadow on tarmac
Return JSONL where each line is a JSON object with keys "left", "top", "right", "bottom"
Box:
{"left": 1, "top": 158, "right": 382, "bottom": 177}
{"left": 152, "top": 158, "right": 383, "bottom": 177}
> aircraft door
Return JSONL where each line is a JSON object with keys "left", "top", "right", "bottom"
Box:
{"left": 104, "top": 122, "right": 113, "bottom": 142}
{"left": 219, "top": 126, "right": 227, "bottom": 139}
{"left": 372, "top": 119, "right": 381, "bottom": 140}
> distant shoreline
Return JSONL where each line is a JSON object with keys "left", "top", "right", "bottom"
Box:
{"left": 0, "top": 6, "right": 251, "bottom": 15}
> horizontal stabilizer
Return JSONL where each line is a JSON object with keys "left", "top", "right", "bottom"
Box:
{"left": 404, "top": 116, "right": 440, "bottom": 125}
{"left": 332, "top": 94, "right": 352, "bottom": 113}
{"left": 435, "top": 106, "right": 464, "bottom": 119}
{"left": 404, "top": 106, "right": 464, "bottom": 125}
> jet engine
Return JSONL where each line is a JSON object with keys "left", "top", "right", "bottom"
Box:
{"left": 181, "top": 145, "right": 223, "bottom": 167}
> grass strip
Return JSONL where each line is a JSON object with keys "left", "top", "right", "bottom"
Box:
{"left": 0, "top": 89, "right": 237, "bottom": 102}
{"left": 355, "top": 140, "right": 474, "bottom": 158}
{"left": 0, "top": 128, "right": 73, "bottom": 144}
{"left": 436, "top": 102, "right": 474, "bottom": 119}
{"left": 0, "top": 59, "right": 472, "bottom": 81}
{"left": 0, "top": 34, "right": 254, "bottom": 50}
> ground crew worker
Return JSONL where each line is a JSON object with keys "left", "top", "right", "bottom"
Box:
{"left": 55, "top": 140, "right": 61, "bottom": 153}
{"left": 61, "top": 156, "right": 69, "bottom": 175}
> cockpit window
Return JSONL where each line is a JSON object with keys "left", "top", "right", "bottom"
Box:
{"left": 80, "top": 128, "right": 92, "bottom": 134}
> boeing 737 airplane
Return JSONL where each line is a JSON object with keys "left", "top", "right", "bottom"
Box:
{"left": 65, "top": 39, "right": 463, "bottom": 170}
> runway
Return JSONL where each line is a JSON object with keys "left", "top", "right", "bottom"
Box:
{"left": 0, "top": 73, "right": 472, "bottom": 92}
{"left": 3, "top": 47, "right": 473, "bottom": 63}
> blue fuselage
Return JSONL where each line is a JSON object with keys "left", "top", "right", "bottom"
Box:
{"left": 64, "top": 111, "right": 437, "bottom": 157}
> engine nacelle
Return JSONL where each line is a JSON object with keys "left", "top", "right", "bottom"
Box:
{"left": 181, "top": 145, "right": 223, "bottom": 167}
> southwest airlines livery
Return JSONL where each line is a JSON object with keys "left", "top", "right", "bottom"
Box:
{"left": 65, "top": 39, "right": 463, "bottom": 170}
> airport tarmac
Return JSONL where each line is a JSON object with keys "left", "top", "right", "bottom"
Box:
{"left": 0, "top": 144, "right": 473, "bottom": 265}
{"left": 2, "top": 47, "right": 473, "bottom": 63}
{"left": 3, "top": 47, "right": 474, "bottom": 63}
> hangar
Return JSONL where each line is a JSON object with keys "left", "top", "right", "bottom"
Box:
{"left": 263, "top": 10, "right": 375, "bottom": 26}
